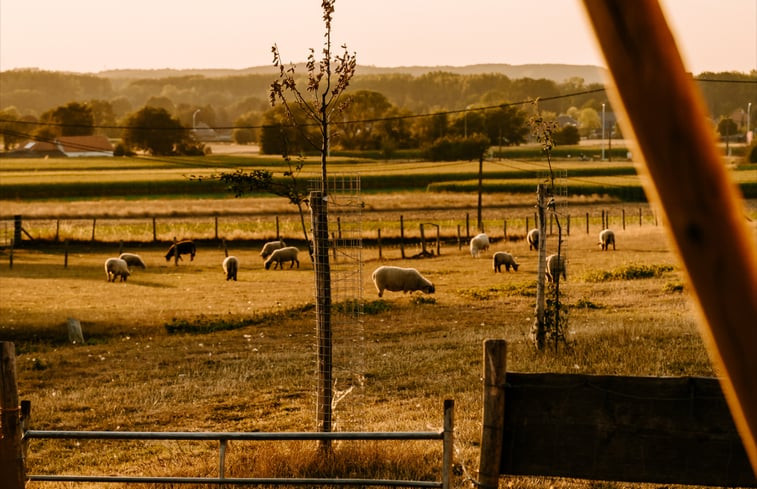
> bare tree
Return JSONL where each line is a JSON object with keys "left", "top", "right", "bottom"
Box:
{"left": 269, "top": 0, "right": 357, "bottom": 443}
{"left": 529, "top": 108, "right": 568, "bottom": 351}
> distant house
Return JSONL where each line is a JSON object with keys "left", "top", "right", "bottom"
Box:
{"left": 4, "top": 135, "right": 113, "bottom": 158}
{"left": 556, "top": 115, "right": 578, "bottom": 128}
{"left": 57, "top": 136, "right": 114, "bottom": 157}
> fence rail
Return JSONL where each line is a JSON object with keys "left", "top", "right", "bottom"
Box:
{"left": 0, "top": 343, "right": 455, "bottom": 489}
{"left": 23, "top": 421, "right": 454, "bottom": 487}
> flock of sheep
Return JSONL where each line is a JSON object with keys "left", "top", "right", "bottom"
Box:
{"left": 372, "top": 227, "right": 616, "bottom": 298}
{"left": 102, "top": 239, "right": 301, "bottom": 283}
{"left": 102, "top": 230, "right": 618, "bottom": 299}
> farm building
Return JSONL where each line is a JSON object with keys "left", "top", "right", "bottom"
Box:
{"left": 5, "top": 135, "right": 113, "bottom": 158}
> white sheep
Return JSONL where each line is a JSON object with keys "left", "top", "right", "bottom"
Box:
{"left": 264, "top": 246, "right": 299, "bottom": 270}
{"left": 469, "top": 233, "right": 490, "bottom": 257}
{"left": 545, "top": 253, "right": 566, "bottom": 283}
{"left": 104, "top": 257, "right": 130, "bottom": 282}
{"left": 493, "top": 252, "right": 519, "bottom": 273}
{"left": 119, "top": 253, "right": 146, "bottom": 269}
{"left": 260, "top": 240, "right": 287, "bottom": 259}
{"left": 371, "top": 266, "right": 435, "bottom": 297}
{"left": 598, "top": 229, "right": 616, "bottom": 251}
{"left": 527, "top": 228, "right": 540, "bottom": 251}
{"left": 223, "top": 255, "right": 239, "bottom": 281}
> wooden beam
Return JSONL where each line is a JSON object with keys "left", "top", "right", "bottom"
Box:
{"left": 581, "top": 0, "right": 757, "bottom": 473}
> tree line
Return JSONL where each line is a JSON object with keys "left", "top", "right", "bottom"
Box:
{"left": 0, "top": 68, "right": 755, "bottom": 157}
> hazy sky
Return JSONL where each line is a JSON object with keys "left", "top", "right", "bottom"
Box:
{"left": 1, "top": 0, "right": 755, "bottom": 75}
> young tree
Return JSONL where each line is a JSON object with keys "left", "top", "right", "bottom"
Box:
{"left": 529, "top": 109, "right": 568, "bottom": 351}
{"left": 269, "top": 0, "right": 357, "bottom": 442}
{"left": 218, "top": 0, "right": 356, "bottom": 441}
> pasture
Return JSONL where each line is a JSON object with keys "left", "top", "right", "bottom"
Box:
{"left": 2, "top": 155, "right": 756, "bottom": 487}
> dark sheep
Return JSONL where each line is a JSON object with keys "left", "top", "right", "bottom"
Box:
{"left": 165, "top": 240, "right": 196, "bottom": 262}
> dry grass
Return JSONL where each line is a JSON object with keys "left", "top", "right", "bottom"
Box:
{"left": 3, "top": 200, "right": 756, "bottom": 488}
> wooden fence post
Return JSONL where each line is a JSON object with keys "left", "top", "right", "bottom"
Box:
{"left": 55, "top": 220, "right": 60, "bottom": 242}
{"left": 377, "top": 228, "right": 382, "bottom": 260}
{"left": 1, "top": 342, "right": 26, "bottom": 489}
{"left": 64, "top": 240, "right": 68, "bottom": 268}
{"left": 331, "top": 232, "right": 337, "bottom": 261}
{"left": 214, "top": 215, "right": 219, "bottom": 240}
{"left": 586, "top": 212, "right": 590, "bottom": 234}
{"left": 479, "top": 339, "right": 507, "bottom": 489}
{"left": 91, "top": 218, "right": 96, "bottom": 241}
{"left": 436, "top": 224, "right": 441, "bottom": 256}
{"left": 525, "top": 217, "right": 529, "bottom": 235}
{"left": 152, "top": 217, "right": 157, "bottom": 242}
{"left": 420, "top": 224, "right": 427, "bottom": 255}
{"left": 119, "top": 240, "right": 124, "bottom": 255}
{"left": 457, "top": 225, "right": 461, "bottom": 250}
{"left": 466, "top": 213, "right": 470, "bottom": 242}
{"left": 400, "top": 215, "right": 405, "bottom": 259}
{"left": 639, "top": 207, "right": 643, "bottom": 227}
{"left": 567, "top": 214, "right": 571, "bottom": 236}
{"left": 275, "top": 215, "right": 280, "bottom": 240}
{"left": 8, "top": 238, "right": 13, "bottom": 269}
{"left": 622, "top": 208, "right": 626, "bottom": 230}
{"left": 337, "top": 217, "right": 342, "bottom": 240}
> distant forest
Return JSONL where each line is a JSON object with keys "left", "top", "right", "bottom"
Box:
{"left": 1, "top": 65, "right": 753, "bottom": 120}
{"left": 0, "top": 65, "right": 754, "bottom": 154}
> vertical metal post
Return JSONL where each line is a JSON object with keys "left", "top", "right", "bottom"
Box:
{"left": 218, "top": 439, "right": 227, "bottom": 479}
{"left": 400, "top": 215, "right": 405, "bottom": 259}
{"left": 442, "top": 399, "right": 455, "bottom": 489}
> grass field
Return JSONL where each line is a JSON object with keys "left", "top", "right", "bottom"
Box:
{"left": 2, "top": 155, "right": 756, "bottom": 488}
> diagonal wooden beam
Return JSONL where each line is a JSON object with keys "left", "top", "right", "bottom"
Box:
{"left": 581, "top": 0, "right": 757, "bottom": 474}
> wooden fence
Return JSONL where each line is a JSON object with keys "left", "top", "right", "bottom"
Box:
{"left": 2, "top": 206, "right": 658, "bottom": 247}
{"left": 478, "top": 339, "right": 757, "bottom": 488}
{"left": 0, "top": 342, "right": 454, "bottom": 488}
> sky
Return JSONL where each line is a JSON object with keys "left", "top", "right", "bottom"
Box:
{"left": 0, "top": 0, "right": 755, "bottom": 75}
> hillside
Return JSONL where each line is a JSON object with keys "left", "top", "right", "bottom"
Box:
{"left": 97, "top": 63, "right": 607, "bottom": 84}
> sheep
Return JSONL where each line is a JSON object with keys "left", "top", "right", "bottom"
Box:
{"left": 545, "top": 253, "right": 566, "bottom": 283}
{"left": 119, "top": 253, "right": 146, "bottom": 269}
{"left": 371, "top": 266, "right": 435, "bottom": 297}
{"left": 469, "top": 233, "right": 490, "bottom": 257}
{"left": 527, "top": 228, "right": 540, "bottom": 251}
{"left": 104, "top": 257, "right": 130, "bottom": 282}
{"left": 493, "top": 252, "right": 519, "bottom": 273}
{"left": 598, "top": 229, "right": 616, "bottom": 251}
{"left": 222, "top": 256, "right": 239, "bottom": 281}
{"left": 165, "top": 240, "right": 196, "bottom": 262}
{"left": 260, "top": 240, "right": 287, "bottom": 259}
{"left": 264, "top": 246, "right": 299, "bottom": 270}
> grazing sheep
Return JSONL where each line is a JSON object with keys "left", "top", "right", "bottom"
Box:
{"left": 598, "top": 229, "right": 616, "bottom": 251}
{"left": 469, "top": 233, "right": 490, "bottom": 257}
{"left": 371, "top": 266, "right": 435, "bottom": 297}
{"left": 260, "top": 240, "right": 287, "bottom": 259}
{"left": 264, "top": 246, "right": 299, "bottom": 270}
{"left": 119, "top": 253, "right": 146, "bottom": 269}
{"left": 545, "top": 253, "right": 566, "bottom": 283}
{"left": 493, "top": 252, "right": 519, "bottom": 273}
{"left": 223, "top": 256, "right": 239, "bottom": 281}
{"left": 104, "top": 258, "right": 130, "bottom": 282}
{"left": 527, "top": 228, "right": 540, "bottom": 251}
{"left": 165, "top": 240, "right": 196, "bottom": 262}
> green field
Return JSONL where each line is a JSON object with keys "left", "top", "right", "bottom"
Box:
{"left": 2, "top": 154, "right": 757, "bottom": 487}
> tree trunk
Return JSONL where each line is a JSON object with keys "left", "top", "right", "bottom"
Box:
{"left": 532, "top": 184, "right": 547, "bottom": 349}
{"left": 311, "top": 191, "right": 332, "bottom": 444}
